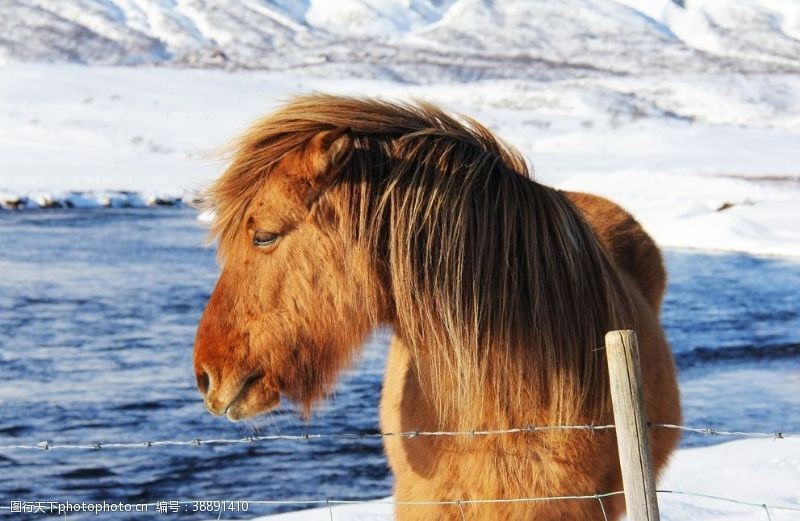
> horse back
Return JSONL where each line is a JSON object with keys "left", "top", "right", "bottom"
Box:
{"left": 564, "top": 191, "right": 666, "bottom": 313}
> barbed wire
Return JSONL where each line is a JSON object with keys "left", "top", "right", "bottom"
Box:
{"left": 0, "top": 424, "right": 615, "bottom": 451}
{"left": 651, "top": 423, "right": 800, "bottom": 439}
{"left": 0, "top": 425, "right": 797, "bottom": 517}
{"left": 0, "top": 492, "right": 617, "bottom": 513}
{"left": 1, "top": 490, "right": 799, "bottom": 513}
{"left": 657, "top": 490, "right": 800, "bottom": 513}
{"left": 0, "top": 423, "right": 796, "bottom": 452}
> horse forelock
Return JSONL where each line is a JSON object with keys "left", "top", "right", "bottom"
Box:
{"left": 205, "top": 94, "right": 633, "bottom": 429}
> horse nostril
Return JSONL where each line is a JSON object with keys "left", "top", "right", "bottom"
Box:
{"left": 197, "top": 370, "right": 210, "bottom": 395}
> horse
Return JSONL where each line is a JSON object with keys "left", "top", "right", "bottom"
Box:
{"left": 193, "top": 94, "right": 681, "bottom": 520}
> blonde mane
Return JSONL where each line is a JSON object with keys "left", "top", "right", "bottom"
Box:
{"left": 205, "top": 94, "right": 633, "bottom": 429}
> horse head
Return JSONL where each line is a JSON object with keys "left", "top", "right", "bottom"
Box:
{"left": 193, "top": 124, "right": 387, "bottom": 421}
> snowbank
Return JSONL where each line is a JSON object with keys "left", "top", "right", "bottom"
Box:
{"left": 245, "top": 438, "right": 800, "bottom": 520}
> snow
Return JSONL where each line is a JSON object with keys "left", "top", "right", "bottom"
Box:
{"left": 240, "top": 438, "right": 800, "bottom": 520}
{"left": 615, "top": 0, "right": 800, "bottom": 68}
{"left": 1, "top": 63, "right": 799, "bottom": 256}
{"left": 2, "top": 1, "right": 799, "bottom": 256}
{"left": 2, "top": 1, "right": 800, "bottom": 78}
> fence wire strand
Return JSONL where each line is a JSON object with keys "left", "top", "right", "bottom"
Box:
{"left": 656, "top": 490, "right": 800, "bottom": 513}
{"left": 0, "top": 423, "right": 797, "bottom": 452}
{"left": 2, "top": 424, "right": 798, "bottom": 517}
{"left": 650, "top": 423, "right": 800, "bottom": 439}
{"left": 0, "top": 424, "right": 617, "bottom": 451}
{"left": 1, "top": 491, "right": 799, "bottom": 513}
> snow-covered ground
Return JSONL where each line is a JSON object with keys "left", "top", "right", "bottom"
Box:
{"left": 243, "top": 438, "right": 800, "bottom": 521}
{"left": 2, "top": 2, "right": 798, "bottom": 255}
{"left": 1, "top": 63, "right": 799, "bottom": 256}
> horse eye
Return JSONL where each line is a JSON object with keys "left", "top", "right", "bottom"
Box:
{"left": 253, "top": 231, "right": 280, "bottom": 248}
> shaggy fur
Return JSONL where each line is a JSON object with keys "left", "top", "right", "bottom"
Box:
{"left": 194, "top": 95, "right": 681, "bottom": 520}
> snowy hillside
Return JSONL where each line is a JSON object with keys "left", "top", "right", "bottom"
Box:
{"left": 2, "top": 62, "right": 799, "bottom": 256}
{"left": 2, "top": 1, "right": 800, "bottom": 79}
{"left": 1, "top": 1, "right": 799, "bottom": 257}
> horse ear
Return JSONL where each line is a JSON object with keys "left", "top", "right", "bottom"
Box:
{"left": 304, "top": 127, "right": 353, "bottom": 190}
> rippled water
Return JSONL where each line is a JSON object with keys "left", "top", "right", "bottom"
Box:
{"left": 1, "top": 209, "right": 798, "bottom": 519}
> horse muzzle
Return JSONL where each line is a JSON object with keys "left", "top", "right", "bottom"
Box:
{"left": 198, "top": 368, "right": 280, "bottom": 422}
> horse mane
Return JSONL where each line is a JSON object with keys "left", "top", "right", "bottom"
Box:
{"left": 205, "top": 94, "right": 633, "bottom": 429}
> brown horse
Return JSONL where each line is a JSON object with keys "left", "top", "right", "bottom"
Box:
{"left": 193, "top": 95, "right": 681, "bottom": 520}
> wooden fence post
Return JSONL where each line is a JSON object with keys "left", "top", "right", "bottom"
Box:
{"left": 605, "top": 330, "right": 660, "bottom": 521}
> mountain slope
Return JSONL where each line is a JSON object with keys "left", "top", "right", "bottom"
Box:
{"left": 2, "top": 0, "right": 799, "bottom": 80}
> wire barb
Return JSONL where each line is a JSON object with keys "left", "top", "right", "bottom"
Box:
{"left": 456, "top": 499, "right": 466, "bottom": 521}
{"left": 596, "top": 493, "right": 609, "bottom": 521}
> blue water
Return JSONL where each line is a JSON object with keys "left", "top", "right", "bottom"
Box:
{"left": 0, "top": 209, "right": 798, "bottom": 519}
